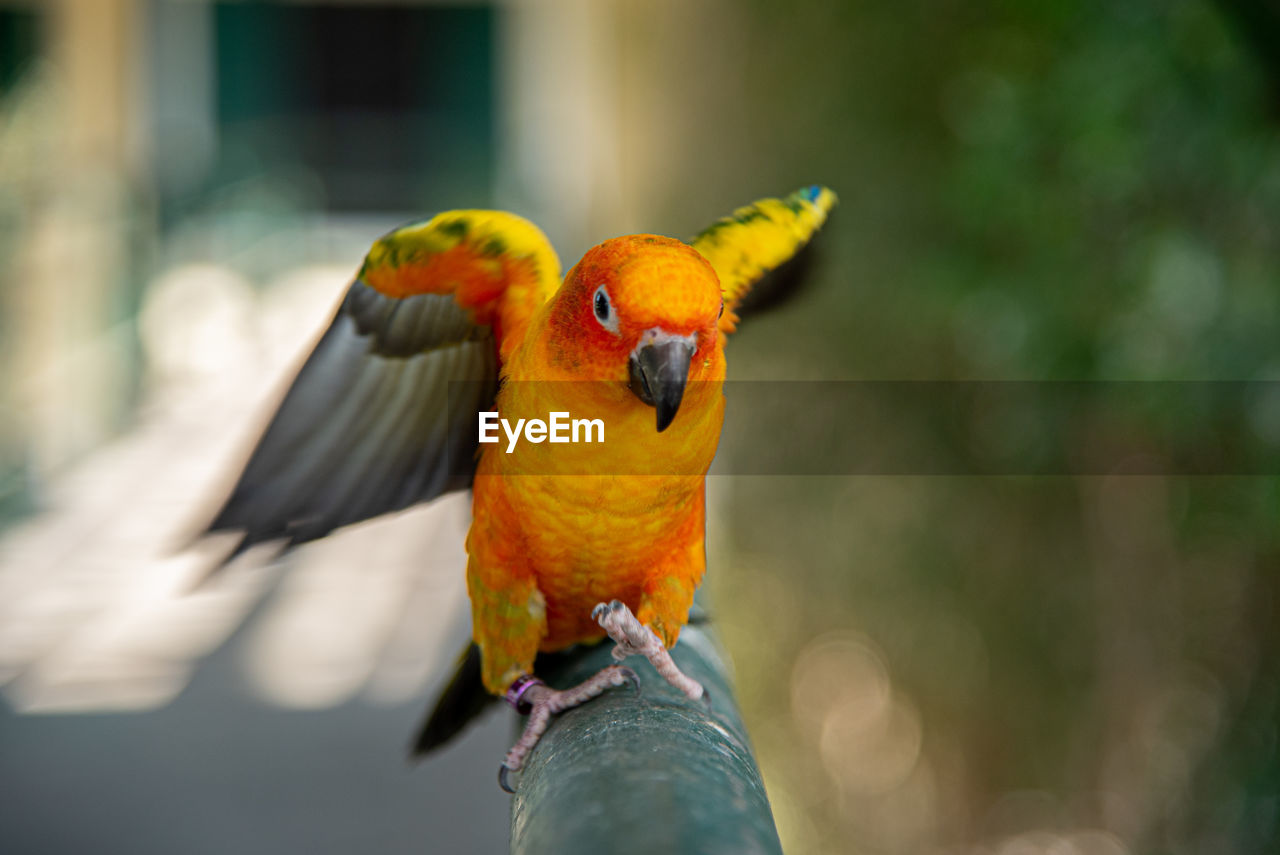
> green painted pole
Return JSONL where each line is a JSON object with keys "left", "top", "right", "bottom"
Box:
{"left": 509, "top": 607, "right": 783, "bottom": 855}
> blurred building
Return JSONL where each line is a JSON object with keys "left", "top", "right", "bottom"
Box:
{"left": 1, "top": 0, "right": 668, "bottom": 493}
{"left": 0, "top": 3, "right": 680, "bottom": 852}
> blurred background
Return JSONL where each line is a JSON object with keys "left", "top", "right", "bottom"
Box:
{"left": 1, "top": 1, "right": 1278, "bottom": 853}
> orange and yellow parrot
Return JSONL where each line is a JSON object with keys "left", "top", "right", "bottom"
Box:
{"left": 205, "top": 186, "right": 836, "bottom": 788}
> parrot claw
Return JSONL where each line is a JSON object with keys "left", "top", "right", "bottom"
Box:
{"left": 498, "top": 764, "right": 517, "bottom": 794}
{"left": 497, "top": 663, "right": 637, "bottom": 792}
{"left": 593, "top": 599, "right": 707, "bottom": 704}
{"left": 496, "top": 601, "right": 703, "bottom": 793}
{"left": 619, "top": 665, "right": 642, "bottom": 697}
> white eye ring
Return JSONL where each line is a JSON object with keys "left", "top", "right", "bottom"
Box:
{"left": 593, "top": 285, "right": 619, "bottom": 334}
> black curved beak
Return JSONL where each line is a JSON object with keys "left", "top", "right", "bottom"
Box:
{"left": 628, "top": 336, "right": 696, "bottom": 432}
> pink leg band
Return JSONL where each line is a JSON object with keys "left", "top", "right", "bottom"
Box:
{"left": 505, "top": 675, "right": 545, "bottom": 714}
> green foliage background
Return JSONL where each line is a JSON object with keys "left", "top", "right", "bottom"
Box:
{"left": 643, "top": 1, "right": 1280, "bottom": 852}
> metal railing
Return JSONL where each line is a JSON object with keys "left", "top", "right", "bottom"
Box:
{"left": 509, "top": 606, "right": 782, "bottom": 855}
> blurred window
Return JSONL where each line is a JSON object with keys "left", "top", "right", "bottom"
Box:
{"left": 212, "top": 2, "right": 494, "bottom": 211}
{"left": 0, "top": 6, "right": 40, "bottom": 94}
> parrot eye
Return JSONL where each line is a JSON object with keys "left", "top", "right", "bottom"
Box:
{"left": 593, "top": 285, "right": 619, "bottom": 334}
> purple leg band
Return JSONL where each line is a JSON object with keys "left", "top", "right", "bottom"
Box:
{"left": 505, "top": 675, "right": 544, "bottom": 714}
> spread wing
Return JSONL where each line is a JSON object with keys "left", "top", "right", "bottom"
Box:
{"left": 205, "top": 210, "right": 561, "bottom": 558}
{"left": 690, "top": 185, "right": 837, "bottom": 334}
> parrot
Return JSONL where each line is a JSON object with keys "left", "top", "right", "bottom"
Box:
{"left": 203, "top": 185, "right": 837, "bottom": 789}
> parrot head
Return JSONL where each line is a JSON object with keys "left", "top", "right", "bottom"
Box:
{"left": 548, "top": 234, "right": 725, "bottom": 432}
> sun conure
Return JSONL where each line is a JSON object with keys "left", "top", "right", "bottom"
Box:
{"left": 205, "top": 186, "right": 837, "bottom": 788}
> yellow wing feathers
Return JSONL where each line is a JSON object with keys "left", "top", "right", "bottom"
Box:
{"left": 205, "top": 210, "right": 564, "bottom": 556}
{"left": 360, "top": 210, "right": 562, "bottom": 356}
{"left": 691, "top": 185, "right": 837, "bottom": 333}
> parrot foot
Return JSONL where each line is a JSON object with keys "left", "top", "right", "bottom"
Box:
{"left": 498, "top": 664, "right": 638, "bottom": 793}
{"left": 591, "top": 599, "right": 707, "bottom": 704}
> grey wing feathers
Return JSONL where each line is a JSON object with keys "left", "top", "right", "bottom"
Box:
{"left": 207, "top": 279, "right": 497, "bottom": 555}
